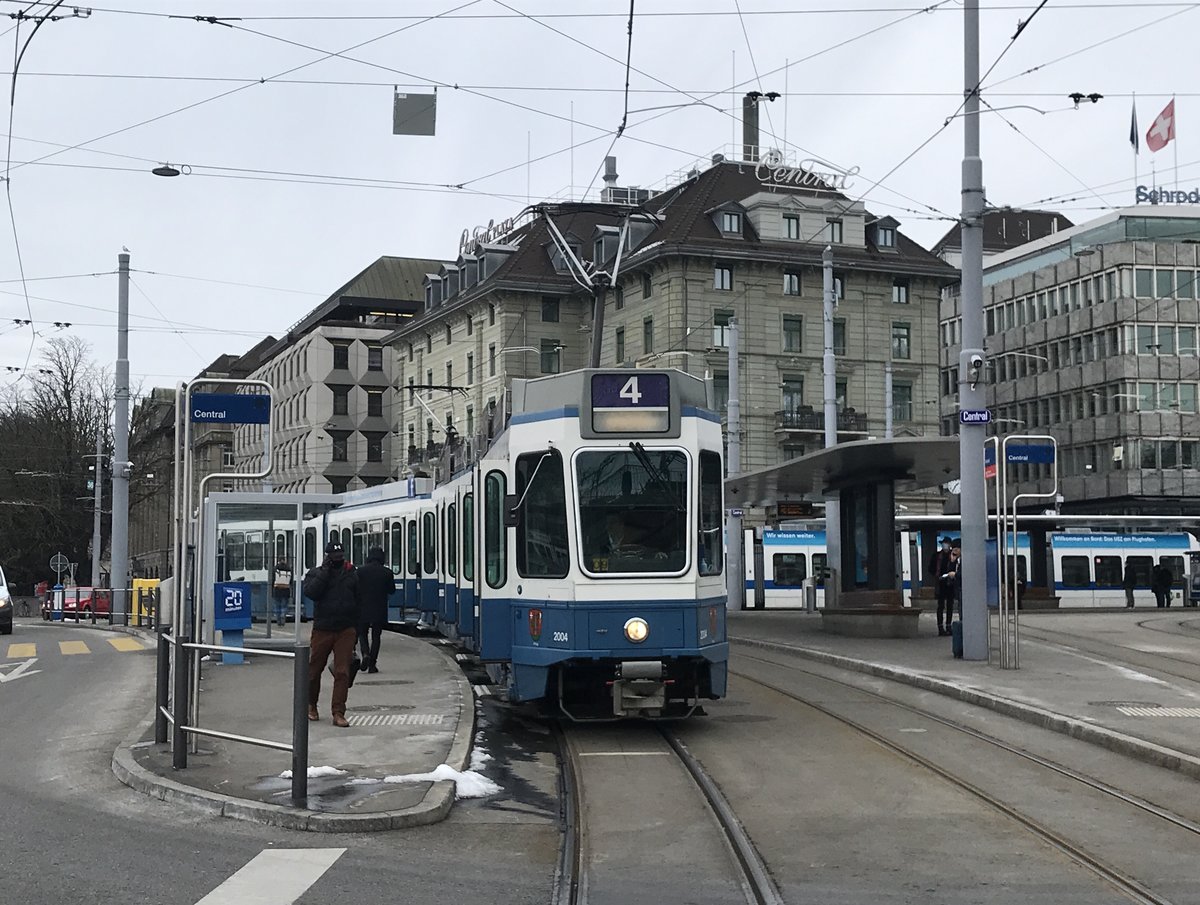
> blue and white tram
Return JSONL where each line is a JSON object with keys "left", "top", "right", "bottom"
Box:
{"left": 304, "top": 368, "right": 727, "bottom": 718}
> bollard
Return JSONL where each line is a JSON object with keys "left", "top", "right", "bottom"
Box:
{"left": 172, "top": 635, "right": 190, "bottom": 770}
{"left": 291, "top": 641, "right": 310, "bottom": 805}
{"left": 155, "top": 633, "right": 170, "bottom": 744}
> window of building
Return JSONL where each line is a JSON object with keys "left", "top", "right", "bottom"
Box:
{"left": 643, "top": 317, "right": 654, "bottom": 355}
{"left": 540, "top": 339, "right": 561, "bottom": 375}
{"left": 426, "top": 369, "right": 433, "bottom": 400}
{"left": 713, "top": 372, "right": 729, "bottom": 411}
{"left": 828, "top": 218, "right": 843, "bottom": 243}
{"left": 783, "top": 214, "right": 800, "bottom": 239}
{"left": 836, "top": 378, "right": 848, "bottom": 412}
{"left": 489, "top": 343, "right": 496, "bottom": 376}
{"left": 878, "top": 225, "right": 896, "bottom": 248}
{"left": 1180, "top": 383, "right": 1198, "bottom": 413}
{"left": 833, "top": 319, "right": 847, "bottom": 356}
{"left": 331, "top": 385, "right": 349, "bottom": 416}
{"left": 892, "top": 279, "right": 909, "bottom": 304}
{"left": 466, "top": 353, "right": 474, "bottom": 385}
{"left": 1157, "top": 269, "right": 1175, "bottom": 299}
{"left": 615, "top": 327, "right": 625, "bottom": 363}
{"left": 713, "top": 309, "right": 734, "bottom": 347}
{"left": 425, "top": 334, "right": 432, "bottom": 353}
{"left": 891, "top": 322, "right": 911, "bottom": 359}
{"left": 407, "top": 423, "right": 415, "bottom": 451}
{"left": 407, "top": 377, "right": 415, "bottom": 403}
{"left": 366, "top": 433, "right": 384, "bottom": 463}
{"left": 445, "top": 325, "right": 452, "bottom": 345}
{"left": 614, "top": 286, "right": 624, "bottom": 310}
{"left": 488, "top": 304, "right": 496, "bottom": 326}
{"left": 893, "top": 381, "right": 913, "bottom": 421}
{"left": 714, "top": 265, "right": 733, "bottom": 291}
{"left": 221, "top": 445, "right": 235, "bottom": 468}
{"left": 783, "top": 272, "right": 800, "bottom": 296}
{"left": 783, "top": 315, "right": 802, "bottom": 353}
{"left": 330, "top": 432, "right": 349, "bottom": 462}
{"left": 445, "top": 362, "right": 453, "bottom": 389}
{"left": 833, "top": 273, "right": 844, "bottom": 299}
{"left": 366, "top": 345, "right": 383, "bottom": 371}
{"left": 541, "top": 296, "right": 560, "bottom": 322}
{"left": 781, "top": 375, "right": 803, "bottom": 412}
{"left": 466, "top": 406, "right": 474, "bottom": 439}
{"left": 1134, "top": 268, "right": 1153, "bottom": 297}
{"left": 366, "top": 390, "right": 383, "bottom": 417}
{"left": 466, "top": 319, "right": 473, "bottom": 336}
{"left": 332, "top": 342, "right": 350, "bottom": 370}
{"left": 642, "top": 273, "right": 652, "bottom": 298}
{"left": 720, "top": 211, "right": 742, "bottom": 234}
{"left": 1180, "top": 270, "right": 1198, "bottom": 299}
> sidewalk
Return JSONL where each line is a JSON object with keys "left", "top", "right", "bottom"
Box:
{"left": 730, "top": 610, "right": 1200, "bottom": 779}
{"left": 112, "top": 630, "right": 477, "bottom": 832}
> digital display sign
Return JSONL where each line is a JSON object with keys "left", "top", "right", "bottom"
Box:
{"left": 590, "top": 373, "right": 670, "bottom": 432}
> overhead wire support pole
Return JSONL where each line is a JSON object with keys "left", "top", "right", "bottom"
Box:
{"left": 90, "top": 431, "right": 102, "bottom": 585}
{"left": 111, "top": 250, "right": 131, "bottom": 624}
{"left": 725, "top": 317, "right": 742, "bottom": 612}
{"left": 959, "top": 0, "right": 988, "bottom": 661}
{"left": 822, "top": 246, "right": 840, "bottom": 603}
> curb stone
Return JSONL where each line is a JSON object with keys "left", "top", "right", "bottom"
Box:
{"left": 111, "top": 635, "right": 477, "bottom": 833}
{"left": 731, "top": 634, "right": 1200, "bottom": 781}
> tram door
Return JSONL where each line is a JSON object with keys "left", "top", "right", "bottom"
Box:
{"left": 1189, "top": 552, "right": 1200, "bottom": 607}
{"left": 752, "top": 541, "right": 765, "bottom": 609}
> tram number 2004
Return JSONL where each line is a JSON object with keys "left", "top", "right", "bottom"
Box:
{"left": 552, "top": 631, "right": 569, "bottom": 643}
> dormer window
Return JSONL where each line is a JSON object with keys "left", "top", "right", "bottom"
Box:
{"left": 783, "top": 214, "right": 800, "bottom": 240}
{"left": 878, "top": 226, "right": 896, "bottom": 248}
{"left": 720, "top": 211, "right": 742, "bottom": 234}
{"left": 828, "top": 218, "right": 844, "bottom": 244}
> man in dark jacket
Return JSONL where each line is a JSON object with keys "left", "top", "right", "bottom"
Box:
{"left": 1152, "top": 563, "right": 1173, "bottom": 609}
{"left": 929, "top": 537, "right": 956, "bottom": 637}
{"left": 303, "top": 541, "right": 361, "bottom": 727}
{"left": 357, "top": 547, "right": 393, "bottom": 674}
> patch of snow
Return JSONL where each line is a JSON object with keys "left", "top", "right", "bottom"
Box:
{"left": 279, "top": 765, "right": 348, "bottom": 779}
{"left": 381, "top": 763, "right": 501, "bottom": 799}
{"left": 347, "top": 777, "right": 382, "bottom": 785}
{"left": 1110, "top": 664, "right": 1171, "bottom": 686}
{"left": 469, "top": 748, "right": 492, "bottom": 771}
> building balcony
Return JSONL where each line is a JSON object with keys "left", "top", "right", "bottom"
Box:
{"left": 774, "top": 408, "right": 868, "bottom": 435}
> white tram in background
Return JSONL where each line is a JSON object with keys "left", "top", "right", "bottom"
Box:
{"left": 745, "top": 524, "right": 1200, "bottom": 609}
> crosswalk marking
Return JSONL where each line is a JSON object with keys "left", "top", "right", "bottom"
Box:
{"left": 107, "top": 636, "right": 144, "bottom": 652}
{"left": 58, "top": 640, "right": 90, "bottom": 655}
{"left": 1, "top": 638, "right": 152, "bottom": 658}
{"left": 194, "top": 848, "right": 346, "bottom": 905}
{"left": 5, "top": 643, "right": 36, "bottom": 659}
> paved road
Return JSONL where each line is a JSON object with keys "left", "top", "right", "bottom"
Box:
{"left": 0, "top": 619, "right": 558, "bottom": 905}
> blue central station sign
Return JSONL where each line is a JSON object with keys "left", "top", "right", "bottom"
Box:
{"left": 1005, "top": 444, "right": 1055, "bottom": 464}
{"left": 190, "top": 393, "right": 271, "bottom": 425}
{"left": 959, "top": 409, "right": 991, "bottom": 425}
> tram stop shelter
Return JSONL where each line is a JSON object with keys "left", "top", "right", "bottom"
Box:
{"left": 727, "top": 437, "right": 961, "bottom": 637}
{"left": 195, "top": 492, "right": 342, "bottom": 646}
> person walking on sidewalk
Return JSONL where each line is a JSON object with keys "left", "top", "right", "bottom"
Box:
{"left": 271, "top": 558, "right": 293, "bottom": 626}
{"left": 1123, "top": 560, "right": 1137, "bottom": 608}
{"left": 357, "top": 546, "right": 393, "bottom": 674}
{"left": 1152, "top": 562, "right": 1174, "bottom": 609}
{"left": 929, "top": 537, "right": 956, "bottom": 636}
{"left": 303, "top": 541, "right": 361, "bottom": 728}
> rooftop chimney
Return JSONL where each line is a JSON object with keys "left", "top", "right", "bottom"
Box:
{"left": 742, "top": 93, "right": 760, "bottom": 162}
{"left": 603, "top": 156, "right": 619, "bottom": 189}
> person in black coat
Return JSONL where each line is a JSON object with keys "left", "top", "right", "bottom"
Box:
{"left": 302, "top": 541, "right": 361, "bottom": 727}
{"left": 929, "top": 537, "right": 956, "bottom": 636}
{"left": 1152, "top": 563, "right": 1174, "bottom": 609}
{"left": 357, "top": 546, "right": 394, "bottom": 674}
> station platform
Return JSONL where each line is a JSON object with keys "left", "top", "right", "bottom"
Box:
{"left": 113, "top": 630, "right": 476, "bottom": 832}
{"left": 729, "top": 609, "right": 1200, "bottom": 778}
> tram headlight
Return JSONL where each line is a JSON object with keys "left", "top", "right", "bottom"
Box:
{"left": 623, "top": 617, "right": 649, "bottom": 643}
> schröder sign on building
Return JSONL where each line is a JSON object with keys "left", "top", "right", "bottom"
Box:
{"left": 1136, "top": 185, "right": 1200, "bottom": 205}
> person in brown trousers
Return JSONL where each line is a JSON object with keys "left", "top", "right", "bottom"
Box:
{"left": 303, "top": 541, "right": 361, "bottom": 727}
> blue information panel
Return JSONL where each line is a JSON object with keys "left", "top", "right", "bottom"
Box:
{"left": 214, "top": 581, "right": 252, "bottom": 631}
{"left": 1005, "top": 444, "right": 1055, "bottom": 464}
{"left": 590, "top": 372, "right": 670, "bottom": 432}
{"left": 191, "top": 393, "right": 270, "bottom": 424}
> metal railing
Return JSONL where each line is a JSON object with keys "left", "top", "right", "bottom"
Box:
{"left": 155, "top": 630, "right": 310, "bottom": 804}
{"left": 50, "top": 586, "right": 162, "bottom": 628}
{"left": 774, "top": 409, "right": 869, "bottom": 432}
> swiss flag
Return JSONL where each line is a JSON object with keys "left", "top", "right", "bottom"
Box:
{"left": 1146, "top": 99, "right": 1176, "bottom": 153}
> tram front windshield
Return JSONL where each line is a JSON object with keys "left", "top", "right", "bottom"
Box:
{"left": 576, "top": 447, "right": 687, "bottom": 574}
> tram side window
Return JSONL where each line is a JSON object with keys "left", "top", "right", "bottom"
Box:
{"left": 515, "top": 450, "right": 569, "bottom": 579}
{"left": 226, "top": 532, "right": 246, "bottom": 573}
{"left": 423, "top": 512, "right": 437, "bottom": 575}
{"left": 772, "top": 553, "right": 806, "bottom": 587}
{"left": 352, "top": 522, "right": 366, "bottom": 565}
{"left": 447, "top": 503, "right": 457, "bottom": 578}
{"left": 485, "top": 472, "right": 507, "bottom": 589}
{"left": 1060, "top": 555, "right": 1090, "bottom": 588}
{"left": 1126, "top": 555, "right": 1154, "bottom": 587}
{"left": 341, "top": 527, "right": 351, "bottom": 555}
{"left": 813, "top": 553, "right": 827, "bottom": 588}
{"left": 462, "top": 493, "right": 475, "bottom": 582}
{"left": 390, "top": 522, "right": 403, "bottom": 575}
{"left": 1160, "top": 555, "right": 1184, "bottom": 586}
{"left": 245, "top": 532, "right": 265, "bottom": 572}
{"left": 304, "top": 528, "right": 316, "bottom": 571}
{"left": 698, "top": 451, "right": 722, "bottom": 576}
{"left": 368, "top": 520, "right": 384, "bottom": 553}
{"left": 1094, "top": 555, "right": 1122, "bottom": 587}
{"left": 407, "top": 521, "right": 418, "bottom": 575}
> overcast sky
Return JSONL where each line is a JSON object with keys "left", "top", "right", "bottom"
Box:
{"left": 0, "top": 0, "right": 1191, "bottom": 389}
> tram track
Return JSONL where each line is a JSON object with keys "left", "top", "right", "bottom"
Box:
{"left": 553, "top": 721, "right": 782, "bottom": 905}
{"left": 1019, "top": 617, "right": 1200, "bottom": 687}
{"left": 732, "top": 649, "right": 1200, "bottom": 905}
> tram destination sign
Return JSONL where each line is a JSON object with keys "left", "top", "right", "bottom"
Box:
{"left": 590, "top": 373, "right": 669, "bottom": 433}
{"left": 190, "top": 393, "right": 271, "bottom": 425}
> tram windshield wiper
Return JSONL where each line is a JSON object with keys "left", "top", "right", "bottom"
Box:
{"left": 629, "top": 442, "right": 685, "bottom": 512}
